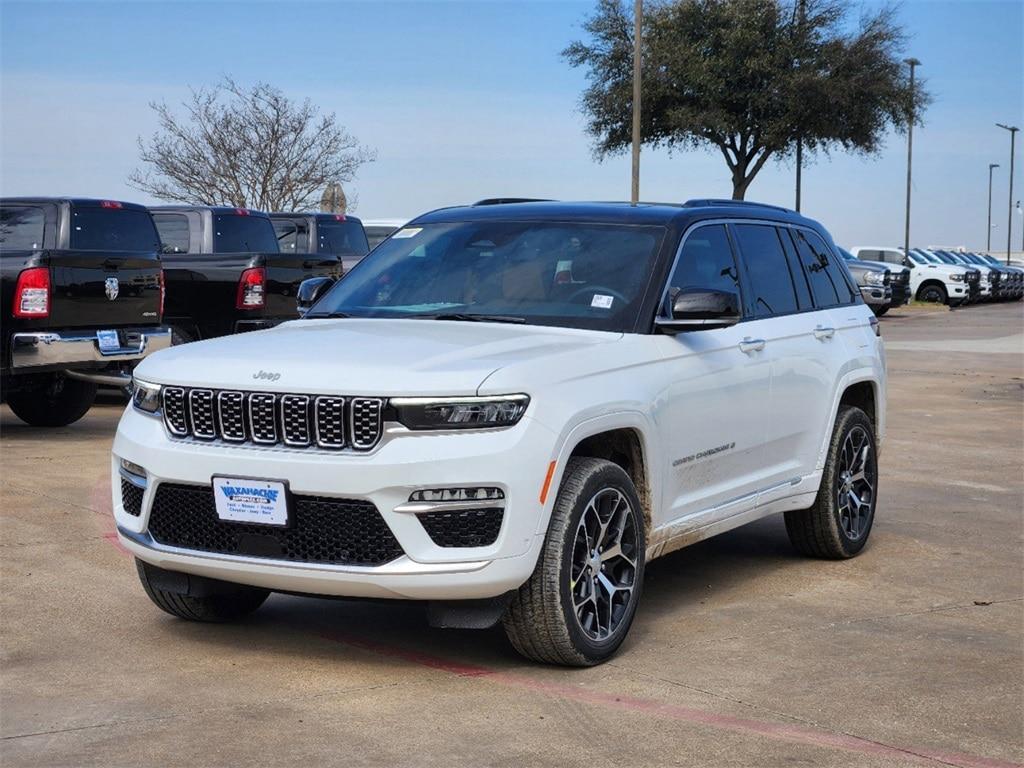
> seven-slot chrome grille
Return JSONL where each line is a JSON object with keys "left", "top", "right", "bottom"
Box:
{"left": 161, "top": 387, "right": 384, "bottom": 451}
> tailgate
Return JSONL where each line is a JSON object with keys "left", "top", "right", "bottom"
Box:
{"left": 48, "top": 250, "right": 162, "bottom": 329}
{"left": 260, "top": 252, "right": 341, "bottom": 318}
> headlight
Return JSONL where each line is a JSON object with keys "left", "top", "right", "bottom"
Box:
{"left": 864, "top": 271, "right": 885, "bottom": 286}
{"left": 949, "top": 273, "right": 963, "bottom": 282}
{"left": 131, "top": 378, "right": 161, "bottom": 414}
{"left": 391, "top": 395, "right": 529, "bottom": 430}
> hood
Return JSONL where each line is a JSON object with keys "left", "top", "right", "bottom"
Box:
{"left": 135, "top": 318, "right": 622, "bottom": 396}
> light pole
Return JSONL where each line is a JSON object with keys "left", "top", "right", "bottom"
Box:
{"left": 630, "top": 0, "right": 642, "bottom": 204}
{"left": 793, "top": 0, "right": 807, "bottom": 212}
{"left": 996, "top": 123, "right": 1019, "bottom": 264}
{"left": 903, "top": 58, "right": 920, "bottom": 259}
{"left": 987, "top": 163, "right": 999, "bottom": 251}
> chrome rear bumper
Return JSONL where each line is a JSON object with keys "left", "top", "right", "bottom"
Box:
{"left": 11, "top": 327, "right": 171, "bottom": 371}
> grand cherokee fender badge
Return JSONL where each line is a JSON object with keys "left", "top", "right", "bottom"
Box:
{"left": 253, "top": 370, "right": 281, "bottom": 382}
{"left": 105, "top": 277, "right": 119, "bottom": 301}
{"left": 673, "top": 442, "right": 735, "bottom": 467}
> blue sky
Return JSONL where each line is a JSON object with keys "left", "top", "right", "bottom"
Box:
{"left": 1, "top": 0, "right": 1021, "bottom": 250}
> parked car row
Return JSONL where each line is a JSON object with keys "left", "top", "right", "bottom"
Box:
{"left": 0, "top": 197, "right": 372, "bottom": 426}
{"left": 850, "top": 246, "right": 1023, "bottom": 307}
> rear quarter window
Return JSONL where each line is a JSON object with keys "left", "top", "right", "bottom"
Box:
{"left": 69, "top": 206, "right": 161, "bottom": 252}
{"left": 791, "top": 229, "right": 855, "bottom": 308}
{"left": 0, "top": 206, "right": 45, "bottom": 250}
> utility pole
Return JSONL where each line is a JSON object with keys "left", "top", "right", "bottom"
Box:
{"left": 903, "top": 58, "right": 920, "bottom": 259}
{"left": 793, "top": 0, "right": 806, "bottom": 212}
{"left": 996, "top": 124, "right": 1019, "bottom": 264}
{"left": 987, "top": 164, "right": 999, "bottom": 251}
{"left": 630, "top": 0, "right": 642, "bottom": 204}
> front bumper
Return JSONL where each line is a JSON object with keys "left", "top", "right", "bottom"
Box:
{"left": 858, "top": 286, "right": 891, "bottom": 306}
{"left": 10, "top": 327, "right": 171, "bottom": 372}
{"left": 112, "top": 405, "right": 554, "bottom": 600}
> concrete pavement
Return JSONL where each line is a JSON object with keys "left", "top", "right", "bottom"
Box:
{"left": 1, "top": 301, "right": 1021, "bottom": 767}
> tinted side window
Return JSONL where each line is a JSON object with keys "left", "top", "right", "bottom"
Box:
{"left": 213, "top": 215, "right": 279, "bottom": 253}
{"left": 664, "top": 224, "right": 741, "bottom": 314}
{"left": 792, "top": 229, "right": 841, "bottom": 307}
{"left": 777, "top": 227, "right": 812, "bottom": 309}
{"left": 733, "top": 224, "right": 799, "bottom": 318}
{"left": 805, "top": 231, "right": 856, "bottom": 304}
{"left": 69, "top": 206, "right": 161, "bottom": 252}
{"left": 0, "top": 206, "right": 45, "bottom": 250}
{"left": 153, "top": 214, "right": 190, "bottom": 254}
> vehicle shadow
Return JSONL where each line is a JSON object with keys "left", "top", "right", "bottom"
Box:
{"left": 149, "top": 515, "right": 803, "bottom": 673}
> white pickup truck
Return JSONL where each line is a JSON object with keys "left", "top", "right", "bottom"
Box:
{"left": 114, "top": 200, "right": 886, "bottom": 666}
{"left": 850, "top": 246, "right": 979, "bottom": 306}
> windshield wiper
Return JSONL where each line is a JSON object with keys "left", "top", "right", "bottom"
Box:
{"left": 425, "top": 313, "right": 527, "bottom": 324}
{"left": 307, "top": 310, "right": 352, "bottom": 318}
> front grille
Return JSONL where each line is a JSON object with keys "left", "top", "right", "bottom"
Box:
{"left": 148, "top": 483, "right": 404, "bottom": 566}
{"left": 121, "top": 479, "right": 144, "bottom": 517}
{"left": 161, "top": 387, "right": 384, "bottom": 451}
{"left": 418, "top": 508, "right": 504, "bottom": 548}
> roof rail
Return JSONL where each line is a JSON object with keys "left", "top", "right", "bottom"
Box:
{"left": 472, "top": 197, "right": 554, "bottom": 206}
{"left": 683, "top": 198, "right": 792, "bottom": 213}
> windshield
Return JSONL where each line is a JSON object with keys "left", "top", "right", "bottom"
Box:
{"left": 308, "top": 221, "right": 665, "bottom": 331}
{"left": 69, "top": 205, "right": 161, "bottom": 252}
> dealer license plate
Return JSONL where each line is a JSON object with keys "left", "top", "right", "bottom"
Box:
{"left": 212, "top": 477, "right": 289, "bottom": 527}
{"left": 97, "top": 329, "right": 120, "bottom": 352}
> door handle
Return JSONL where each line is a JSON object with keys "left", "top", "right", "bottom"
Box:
{"left": 738, "top": 337, "right": 766, "bottom": 354}
{"left": 813, "top": 326, "right": 835, "bottom": 340}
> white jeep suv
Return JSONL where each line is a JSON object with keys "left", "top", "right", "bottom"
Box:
{"left": 114, "top": 200, "right": 886, "bottom": 666}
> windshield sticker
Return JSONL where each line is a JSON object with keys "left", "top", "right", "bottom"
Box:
{"left": 392, "top": 227, "right": 422, "bottom": 239}
{"left": 591, "top": 294, "right": 614, "bottom": 309}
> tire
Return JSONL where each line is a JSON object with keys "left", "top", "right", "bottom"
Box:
{"left": 503, "top": 457, "right": 646, "bottom": 666}
{"left": 916, "top": 283, "right": 947, "bottom": 304}
{"left": 871, "top": 305, "right": 889, "bottom": 317}
{"left": 5, "top": 374, "right": 97, "bottom": 427}
{"left": 785, "top": 406, "right": 878, "bottom": 559}
{"left": 170, "top": 325, "right": 196, "bottom": 346}
{"left": 136, "top": 559, "right": 269, "bottom": 622}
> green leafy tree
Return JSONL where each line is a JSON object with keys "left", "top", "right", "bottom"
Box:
{"left": 564, "top": 0, "right": 930, "bottom": 199}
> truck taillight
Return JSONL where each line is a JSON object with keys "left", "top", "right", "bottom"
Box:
{"left": 236, "top": 267, "right": 265, "bottom": 310}
{"left": 159, "top": 269, "right": 166, "bottom": 318}
{"left": 12, "top": 267, "right": 50, "bottom": 318}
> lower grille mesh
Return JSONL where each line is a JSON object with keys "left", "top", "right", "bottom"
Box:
{"left": 148, "top": 483, "right": 404, "bottom": 566}
{"left": 417, "top": 508, "right": 503, "bottom": 548}
{"left": 121, "top": 479, "right": 144, "bottom": 517}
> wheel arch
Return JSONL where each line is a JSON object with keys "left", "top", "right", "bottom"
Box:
{"left": 541, "top": 413, "right": 657, "bottom": 537}
{"left": 816, "top": 372, "right": 885, "bottom": 471}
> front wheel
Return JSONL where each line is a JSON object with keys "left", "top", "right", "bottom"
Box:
{"left": 917, "top": 283, "right": 948, "bottom": 304}
{"left": 503, "top": 457, "right": 646, "bottom": 666}
{"left": 136, "top": 559, "right": 269, "bottom": 622}
{"left": 5, "top": 374, "right": 97, "bottom": 427}
{"left": 785, "top": 406, "right": 878, "bottom": 559}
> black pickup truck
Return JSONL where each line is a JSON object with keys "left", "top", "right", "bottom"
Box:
{"left": 1, "top": 198, "right": 170, "bottom": 426}
{"left": 269, "top": 212, "right": 370, "bottom": 275}
{"left": 150, "top": 206, "right": 341, "bottom": 343}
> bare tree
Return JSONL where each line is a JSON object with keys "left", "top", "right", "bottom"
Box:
{"left": 129, "top": 78, "right": 374, "bottom": 212}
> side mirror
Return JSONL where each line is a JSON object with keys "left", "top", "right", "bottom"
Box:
{"left": 296, "top": 277, "right": 335, "bottom": 316}
{"left": 655, "top": 288, "right": 741, "bottom": 333}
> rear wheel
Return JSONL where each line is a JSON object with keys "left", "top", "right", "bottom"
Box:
{"left": 136, "top": 559, "right": 269, "bottom": 622}
{"left": 785, "top": 406, "right": 878, "bottom": 559}
{"left": 917, "top": 283, "right": 948, "bottom": 304}
{"left": 503, "top": 457, "right": 645, "bottom": 666}
{"left": 5, "top": 374, "right": 97, "bottom": 427}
